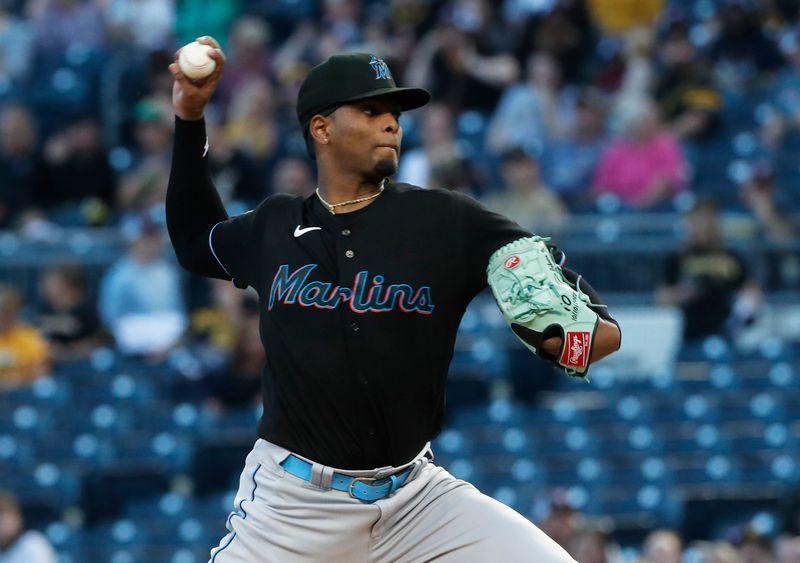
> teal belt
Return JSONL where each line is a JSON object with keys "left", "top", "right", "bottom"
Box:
{"left": 280, "top": 454, "right": 413, "bottom": 503}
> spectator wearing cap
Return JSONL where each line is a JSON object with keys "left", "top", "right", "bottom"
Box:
{"left": 655, "top": 21, "right": 723, "bottom": 140}
{"left": 0, "top": 286, "right": 50, "bottom": 391}
{"left": 37, "top": 263, "right": 105, "bottom": 363}
{"left": 593, "top": 96, "right": 687, "bottom": 210}
{"left": 481, "top": 148, "right": 567, "bottom": 233}
{"left": 98, "top": 217, "right": 186, "bottom": 357}
{"left": 117, "top": 98, "right": 173, "bottom": 219}
{"left": 657, "top": 198, "right": 762, "bottom": 343}
{"left": 0, "top": 491, "right": 56, "bottom": 563}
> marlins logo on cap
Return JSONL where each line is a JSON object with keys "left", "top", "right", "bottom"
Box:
{"left": 368, "top": 55, "right": 392, "bottom": 80}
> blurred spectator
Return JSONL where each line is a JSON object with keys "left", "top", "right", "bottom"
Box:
{"left": 0, "top": 491, "right": 56, "bottom": 563}
{"left": 657, "top": 199, "right": 761, "bottom": 343}
{"left": 655, "top": 22, "right": 723, "bottom": 140}
{"left": 175, "top": 0, "right": 239, "bottom": 50}
{"left": 29, "top": 0, "right": 105, "bottom": 53}
{"left": 204, "top": 110, "right": 264, "bottom": 206}
{"left": 481, "top": 148, "right": 567, "bottom": 232}
{"left": 0, "top": 4, "right": 33, "bottom": 83}
{"left": 0, "top": 104, "right": 39, "bottom": 228}
{"left": 539, "top": 88, "right": 608, "bottom": 207}
{"left": 613, "top": 27, "right": 657, "bottom": 113}
{"left": 567, "top": 527, "right": 609, "bottom": 563}
{"left": 217, "top": 16, "right": 272, "bottom": 109}
{"left": 639, "top": 529, "right": 682, "bottom": 563}
{"left": 737, "top": 528, "right": 773, "bottom": 563}
{"left": 586, "top": 0, "right": 662, "bottom": 35}
{"left": 99, "top": 217, "right": 186, "bottom": 357}
{"left": 738, "top": 161, "right": 795, "bottom": 243}
{"left": 539, "top": 489, "right": 580, "bottom": 549}
{"left": 200, "top": 298, "right": 263, "bottom": 415}
{"left": 224, "top": 77, "right": 280, "bottom": 166}
{"left": 696, "top": 541, "right": 741, "bottom": 563}
{"left": 398, "top": 102, "right": 460, "bottom": 187}
{"left": 513, "top": 0, "right": 595, "bottom": 86}
{"left": 101, "top": 0, "right": 175, "bottom": 51}
{"left": 593, "top": 97, "right": 687, "bottom": 209}
{"left": 428, "top": 152, "right": 478, "bottom": 196}
{"left": 36, "top": 263, "right": 105, "bottom": 363}
{"left": 407, "top": 0, "right": 519, "bottom": 112}
{"left": 270, "top": 156, "right": 314, "bottom": 197}
{"left": 486, "top": 51, "right": 576, "bottom": 155}
{"left": 34, "top": 117, "right": 115, "bottom": 226}
{"left": 185, "top": 278, "right": 248, "bottom": 370}
{"left": 710, "top": 0, "right": 783, "bottom": 89}
{"left": 117, "top": 98, "right": 172, "bottom": 219}
{"left": 760, "top": 25, "right": 800, "bottom": 147}
{"left": 774, "top": 535, "right": 800, "bottom": 563}
{"left": 0, "top": 285, "right": 49, "bottom": 391}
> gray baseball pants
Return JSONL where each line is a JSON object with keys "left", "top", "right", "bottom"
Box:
{"left": 209, "top": 439, "right": 577, "bottom": 562}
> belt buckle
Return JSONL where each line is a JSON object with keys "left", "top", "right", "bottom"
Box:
{"left": 347, "top": 476, "right": 377, "bottom": 499}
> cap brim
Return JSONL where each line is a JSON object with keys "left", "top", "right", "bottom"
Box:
{"left": 337, "top": 86, "right": 431, "bottom": 112}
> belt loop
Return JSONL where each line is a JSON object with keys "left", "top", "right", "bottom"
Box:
{"left": 319, "top": 466, "right": 335, "bottom": 490}
{"left": 310, "top": 462, "right": 325, "bottom": 489}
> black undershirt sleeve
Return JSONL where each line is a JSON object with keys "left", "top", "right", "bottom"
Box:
{"left": 165, "top": 116, "right": 230, "bottom": 280}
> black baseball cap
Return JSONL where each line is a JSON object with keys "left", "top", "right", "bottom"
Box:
{"left": 297, "top": 53, "right": 430, "bottom": 139}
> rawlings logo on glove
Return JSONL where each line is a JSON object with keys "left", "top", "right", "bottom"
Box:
{"left": 487, "top": 236, "right": 599, "bottom": 377}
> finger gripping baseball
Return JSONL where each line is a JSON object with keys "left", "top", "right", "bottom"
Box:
{"left": 487, "top": 236, "right": 599, "bottom": 377}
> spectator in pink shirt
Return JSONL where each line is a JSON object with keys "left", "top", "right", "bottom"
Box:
{"left": 593, "top": 97, "right": 687, "bottom": 210}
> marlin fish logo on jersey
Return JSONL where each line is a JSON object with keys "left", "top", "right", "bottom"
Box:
{"left": 369, "top": 55, "right": 392, "bottom": 80}
{"left": 268, "top": 264, "right": 434, "bottom": 315}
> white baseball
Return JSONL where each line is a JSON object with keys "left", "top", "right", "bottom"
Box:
{"left": 178, "top": 41, "right": 217, "bottom": 80}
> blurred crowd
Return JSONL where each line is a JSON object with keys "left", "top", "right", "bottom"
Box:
{"left": 0, "top": 0, "right": 796, "bottom": 386}
{"left": 0, "top": 0, "right": 799, "bottom": 232}
{"left": 1, "top": 0, "right": 800, "bottom": 561}
{"left": 534, "top": 490, "right": 800, "bottom": 563}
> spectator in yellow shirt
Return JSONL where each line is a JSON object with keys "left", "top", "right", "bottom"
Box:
{"left": 0, "top": 285, "right": 50, "bottom": 390}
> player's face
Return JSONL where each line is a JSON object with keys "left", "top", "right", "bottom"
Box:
{"left": 329, "top": 98, "right": 403, "bottom": 179}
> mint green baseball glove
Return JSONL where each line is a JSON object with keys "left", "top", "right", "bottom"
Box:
{"left": 487, "top": 236, "right": 599, "bottom": 377}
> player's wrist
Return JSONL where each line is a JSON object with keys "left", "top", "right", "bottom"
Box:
{"left": 175, "top": 108, "right": 205, "bottom": 122}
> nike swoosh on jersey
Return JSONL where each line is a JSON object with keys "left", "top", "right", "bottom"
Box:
{"left": 203, "top": 136, "right": 209, "bottom": 157}
{"left": 294, "top": 226, "right": 322, "bottom": 238}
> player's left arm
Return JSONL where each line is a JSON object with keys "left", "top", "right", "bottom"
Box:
{"left": 455, "top": 191, "right": 621, "bottom": 376}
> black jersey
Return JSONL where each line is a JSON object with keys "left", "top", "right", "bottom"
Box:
{"left": 167, "top": 117, "right": 615, "bottom": 470}
{"left": 207, "top": 181, "right": 527, "bottom": 468}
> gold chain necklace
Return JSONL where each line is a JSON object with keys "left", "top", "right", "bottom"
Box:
{"left": 316, "top": 180, "right": 386, "bottom": 215}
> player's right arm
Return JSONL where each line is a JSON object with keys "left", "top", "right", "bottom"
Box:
{"left": 165, "top": 36, "right": 239, "bottom": 282}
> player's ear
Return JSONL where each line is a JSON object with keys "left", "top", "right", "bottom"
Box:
{"left": 309, "top": 114, "right": 331, "bottom": 147}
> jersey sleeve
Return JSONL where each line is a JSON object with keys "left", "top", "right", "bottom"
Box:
{"left": 454, "top": 191, "right": 532, "bottom": 297}
{"left": 209, "top": 209, "right": 259, "bottom": 289}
